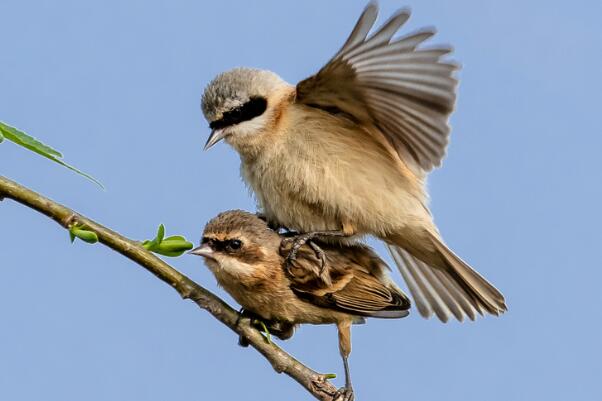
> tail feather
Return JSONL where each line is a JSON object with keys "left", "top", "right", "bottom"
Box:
{"left": 431, "top": 236, "right": 506, "bottom": 310}
{"left": 389, "top": 246, "right": 434, "bottom": 318}
{"left": 419, "top": 257, "right": 470, "bottom": 321}
{"left": 391, "top": 247, "right": 452, "bottom": 322}
{"left": 387, "top": 235, "right": 507, "bottom": 322}
{"left": 432, "top": 268, "right": 480, "bottom": 320}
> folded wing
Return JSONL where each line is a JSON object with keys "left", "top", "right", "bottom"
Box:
{"left": 281, "top": 241, "right": 410, "bottom": 318}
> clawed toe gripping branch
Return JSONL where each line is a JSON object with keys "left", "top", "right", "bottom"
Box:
{"left": 0, "top": 175, "right": 346, "bottom": 401}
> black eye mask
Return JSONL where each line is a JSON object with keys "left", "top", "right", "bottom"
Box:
{"left": 202, "top": 237, "right": 243, "bottom": 253}
{"left": 209, "top": 97, "right": 268, "bottom": 130}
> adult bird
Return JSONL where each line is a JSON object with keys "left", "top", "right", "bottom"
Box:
{"left": 200, "top": 2, "right": 506, "bottom": 322}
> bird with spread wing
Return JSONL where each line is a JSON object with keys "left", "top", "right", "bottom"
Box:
{"left": 201, "top": 2, "right": 506, "bottom": 325}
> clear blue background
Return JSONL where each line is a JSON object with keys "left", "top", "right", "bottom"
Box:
{"left": 1, "top": 1, "right": 600, "bottom": 400}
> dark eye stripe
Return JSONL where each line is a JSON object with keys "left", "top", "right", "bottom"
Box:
{"left": 203, "top": 237, "right": 243, "bottom": 253}
{"left": 209, "top": 97, "right": 267, "bottom": 130}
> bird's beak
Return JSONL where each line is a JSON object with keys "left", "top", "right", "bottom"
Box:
{"left": 204, "top": 128, "right": 227, "bottom": 150}
{"left": 188, "top": 244, "right": 215, "bottom": 259}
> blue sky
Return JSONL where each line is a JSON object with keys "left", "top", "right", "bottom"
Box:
{"left": 1, "top": 1, "right": 601, "bottom": 400}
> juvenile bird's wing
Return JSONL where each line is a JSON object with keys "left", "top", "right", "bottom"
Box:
{"left": 296, "top": 2, "right": 457, "bottom": 173}
{"left": 280, "top": 241, "right": 410, "bottom": 318}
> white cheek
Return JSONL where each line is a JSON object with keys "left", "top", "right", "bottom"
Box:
{"left": 231, "top": 114, "right": 269, "bottom": 137}
{"left": 215, "top": 255, "right": 256, "bottom": 277}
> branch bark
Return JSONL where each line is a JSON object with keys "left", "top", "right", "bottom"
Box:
{"left": 0, "top": 175, "right": 340, "bottom": 401}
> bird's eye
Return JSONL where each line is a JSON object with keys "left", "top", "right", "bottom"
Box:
{"left": 227, "top": 239, "right": 242, "bottom": 251}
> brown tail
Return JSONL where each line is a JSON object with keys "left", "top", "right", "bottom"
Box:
{"left": 386, "top": 234, "right": 507, "bottom": 323}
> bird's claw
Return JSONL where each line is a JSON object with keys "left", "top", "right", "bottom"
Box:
{"left": 308, "top": 240, "right": 327, "bottom": 272}
{"left": 238, "top": 334, "right": 250, "bottom": 348}
{"left": 284, "top": 232, "right": 313, "bottom": 264}
{"left": 284, "top": 232, "right": 326, "bottom": 267}
{"left": 236, "top": 310, "right": 273, "bottom": 345}
{"left": 333, "top": 386, "right": 354, "bottom": 401}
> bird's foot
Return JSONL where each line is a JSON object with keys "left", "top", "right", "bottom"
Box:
{"left": 236, "top": 309, "right": 295, "bottom": 345}
{"left": 308, "top": 240, "right": 327, "bottom": 271}
{"left": 237, "top": 334, "right": 250, "bottom": 348}
{"left": 236, "top": 308, "right": 252, "bottom": 347}
{"left": 284, "top": 230, "right": 348, "bottom": 268}
{"left": 333, "top": 386, "right": 354, "bottom": 401}
{"left": 283, "top": 231, "right": 317, "bottom": 264}
{"left": 236, "top": 309, "right": 271, "bottom": 346}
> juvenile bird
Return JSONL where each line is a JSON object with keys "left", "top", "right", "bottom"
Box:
{"left": 189, "top": 210, "right": 410, "bottom": 400}
{"left": 200, "top": 2, "right": 506, "bottom": 322}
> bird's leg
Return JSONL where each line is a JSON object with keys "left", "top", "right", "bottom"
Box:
{"left": 334, "top": 321, "right": 354, "bottom": 401}
{"left": 285, "top": 230, "right": 350, "bottom": 266}
{"left": 236, "top": 308, "right": 295, "bottom": 345}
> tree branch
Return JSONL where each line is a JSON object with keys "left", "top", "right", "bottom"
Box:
{"left": 0, "top": 175, "right": 340, "bottom": 401}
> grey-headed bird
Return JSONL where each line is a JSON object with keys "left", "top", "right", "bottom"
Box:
{"left": 200, "top": 3, "right": 506, "bottom": 322}
{"left": 190, "top": 210, "right": 410, "bottom": 400}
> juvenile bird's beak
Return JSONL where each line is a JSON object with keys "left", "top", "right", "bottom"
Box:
{"left": 204, "top": 128, "right": 227, "bottom": 150}
{"left": 188, "top": 244, "right": 215, "bottom": 259}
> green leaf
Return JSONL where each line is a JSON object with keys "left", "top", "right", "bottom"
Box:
{"left": 150, "top": 248, "right": 184, "bottom": 257}
{"left": 141, "top": 225, "right": 194, "bottom": 257}
{"left": 157, "top": 224, "right": 165, "bottom": 243}
{"left": 163, "top": 235, "right": 187, "bottom": 242}
{"left": 324, "top": 373, "right": 337, "bottom": 380}
{"left": 69, "top": 225, "right": 99, "bottom": 244}
{"left": 157, "top": 239, "right": 194, "bottom": 252}
{"left": 0, "top": 121, "right": 62, "bottom": 157}
{"left": 0, "top": 121, "right": 104, "bottom": 189}
{"left": 0, "top": 130, "right": 4, "bottom": 143}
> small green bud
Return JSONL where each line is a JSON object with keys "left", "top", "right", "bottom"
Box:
{"left": 157, "top": 224, "right": 165, "bottom": 243}
{"left": 324, "top": 373, "right": 337, "bottom": 380}
{"left": 142, "top": 226, "right": 193, "bottom": 257}
{"left": 158, "top": 239, "right": 193, "bottom": 252}
{"left": 253, "top": 319, "right": 272, "bottom": 344}
{"left": 69, "top": 226, "right": 98, "bottom": 244}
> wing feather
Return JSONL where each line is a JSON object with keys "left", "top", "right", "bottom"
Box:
{"left": 282, "top": 241, "right": 411, "bottom": 318}
{"left": 296, "top": 3, "right": 458, "bottom": 173}
{"left": 335, "top": 2, "right": 378, "bottom": 56}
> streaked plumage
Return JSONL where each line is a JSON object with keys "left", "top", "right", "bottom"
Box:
{"left": 194, "top": 210, "right": 410, "bottom": 325}
{"left": 200, "top": 2, "right": 507, "bottom": 323}
{"left": 190, "top": 210, "right": 410, "bottom": 399}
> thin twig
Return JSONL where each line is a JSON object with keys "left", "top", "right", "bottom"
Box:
{"left": 0, "top": 175, "right": 340, "bottom": 401}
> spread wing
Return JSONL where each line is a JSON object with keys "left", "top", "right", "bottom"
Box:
{"left": 296, "top": 2, "right": 458, "bottom": 173}
{"left": 280, "top": 241, "right": 410, "bottom": 318}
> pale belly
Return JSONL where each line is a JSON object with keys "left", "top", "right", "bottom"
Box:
{"left": 240, "top": 151, "right": 430, "bottom": 238}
